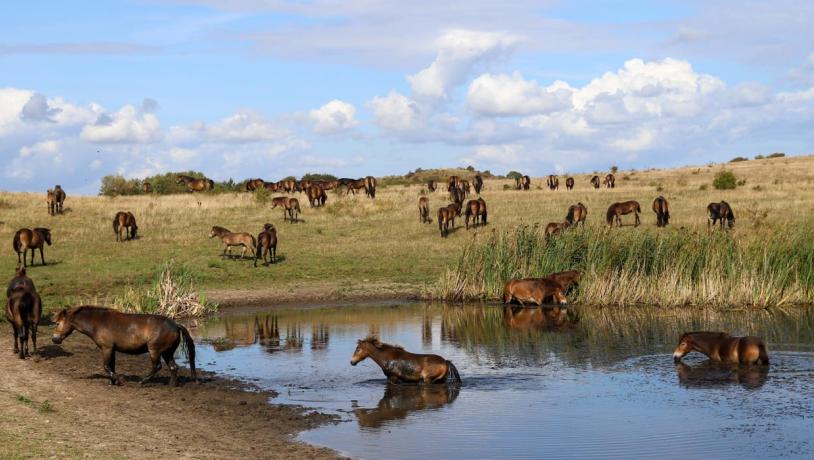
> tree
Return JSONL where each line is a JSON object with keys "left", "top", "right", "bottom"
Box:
{"left": 506, "top": 171, "right": 523, "bottom": 180}
{"left": 713, "top": 170, "right": 738, "bottom": 190}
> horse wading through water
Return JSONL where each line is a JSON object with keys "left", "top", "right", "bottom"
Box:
{"left": 673, "top": 332, "right": 769, "bottom": 365}
{"left": 350, "top": 336, "right": 462, "bottom": 384}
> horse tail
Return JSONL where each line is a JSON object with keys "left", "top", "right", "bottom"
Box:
{"left": 566, "top": 206, "right": 575, "bottom": 224}
{"left": 255, "top": 236, "right": 263, "bottom": 259}
{"left": 482, "top": 208, "right": 487, "bottom": 225}
{"left": 758, "top": 342, "right": 770, "bottom": 365}
{"left": 636, "top": 202, "right": 641, "bottom": 213}
{"left": 12, "top": 230, "right": 21, "bottom": 254}
{"left": 606, "top": 206, "right": 615, "bottom": 226}
{"left": 178, "top": 325, "right": 197, "bottom": 382}
{"left": 446, "top": 360, "right": 462, "bottom": 384}
{"left": 663, "top": 203, "right": 670, "bottom": 225}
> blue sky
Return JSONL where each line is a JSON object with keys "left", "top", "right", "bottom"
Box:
{"left": 1, "top": 0, "right": 813, "bottom": 193}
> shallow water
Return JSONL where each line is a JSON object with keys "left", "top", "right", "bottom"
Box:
{"left": 191, "top": 303, "right": 814, "bottom": 459}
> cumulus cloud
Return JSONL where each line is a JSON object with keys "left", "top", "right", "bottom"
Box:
{"left": 369, "top": 91, "right": 422, "bottom": 132}
{"left": 467, "top": 73, "right": 574, "bottom": 116}
{"left": 309, "top": 99, "right": 358, "bottom": 134}
{"left": 80, "top": 105, "right": 161, "bottom": 144}
{"left": 20, "top": 93, "right": 63, "bottom": 123}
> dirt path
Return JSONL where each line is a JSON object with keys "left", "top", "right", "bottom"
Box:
{"left": 0, "top": 334, "right": 340, "bottom": 459}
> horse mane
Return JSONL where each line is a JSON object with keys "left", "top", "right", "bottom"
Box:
{"left": 358, "top": 335, "right": 403, "bottom": 350}
{"left": 681, "top": 331, "right": 731, "bottom": 340}
{"left": 211, "top": 226, "right": 230, "bottom": 235}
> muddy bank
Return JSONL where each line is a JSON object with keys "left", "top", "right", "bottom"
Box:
{"left": 0, "top": 333, "right": 340, "bottom": 459}
{"left": 207, "top": 281, "right": 425, "bottom": 309}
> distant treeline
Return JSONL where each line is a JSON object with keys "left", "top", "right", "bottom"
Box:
{"left": 98, "top": 171, "right": 339, "bottom": 196}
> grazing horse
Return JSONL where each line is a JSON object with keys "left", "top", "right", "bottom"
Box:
{"left": 673, "top": 332, "right": 769, "bottom": 365}
{"left": 209, "top": 226, "right": 257, "bottom": 261}
{"left": 437, "top": 203, "right": 461, "bottom": 237}
{"left": 708, "top": 201, "right": 735, "bottom": 229}
{"left": 307, "top": 185, "right": 327, "bottom": 207}
{"left": 464, "top": 198, "right": 487, "bottom": 229}
{"left": 449, "top": 186, "right": 466, "bottom": 206}
{"left": 590, "top": 175, "right": 601, "bottom": 189}
{"left": 606, "top": 201, "right": 641, "bottom": 227}
{"left": 271, "top": 196, "right": 290, "bottom": 220}
{"left": 503, "top": 278, "right": 568, "bottom": 306}
{"left": 447, "top": 175, "right": 460, "bottom": 192}
{"left": 113, "top": 211, "right": 138, "bottom": 242}
{"left": 604, "top": 173, "right": 616, "bottom": 188}
{"left": 565, "top": 177, "right": 574, "bottom": 190}
{"left": 52, "top": 306, "right": 197, "bottom": 386}
{"left": 143, "top": 181, "right": 153, "bottom": 193}
{"left": 13, "top": 228, "right": 51, "bottom": 267}
{"left": 365, "top": 176, "right": 377, "bottom": 198}
{"left": 418, "top": 197, "right": 431, "bottom": 224}
{"left": 6, "top": 268, "right": 42, "bottom": 359}
{"left": 652, "top": 196, "right": 670, "bottom": 227}
{"left": 255, "top": 223, "right": 277, "bottom": 266}
{"left": 473, "top": 174, "right": 484, "bottom": 195}
{"left": 350, "top": 336, "right": 462, "bottom": 384}
{"left": 544, "top": 221, "right": 571, "bottom": 241}
{"left": 245, "top": 178, "right": 265, "bottom": 192}
{"left": 547, "top": 175, "right": 559, "bottom": 190}
{"left": 346, "top": 179, "right": 368, "bottom": 196}
{"left": 427, "top": 180, "right": 437, "bottom": 192}
{"left": 565, "top": 202, "right": 587, "bottom": 227}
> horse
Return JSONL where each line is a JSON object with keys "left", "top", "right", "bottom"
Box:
{"left": 418, "top": 197, "right": 431, "bottom": 224}
{"left": 113, "top": 211, "right": 138, "bottom": 242}
{"left": 177, "top": 174, "right": 214, "bottom": 192}
{"left": 354, "top": 384, "right": 460, "bottom": 429}
{"left": 565, "top": 202, "right": 587, "bottom": 227}
{"left": 447, "top": 175, "right": 459, "bottom": 192}
{"left": 286, "top": 198, "right": 301, "bottom": 222}
{"left": 502, "top": 278, "right": 568, "bottom": 307}
{"left": 652, "top": 196, "right": 670, "bottom": 227}
{"left": 464, "top": 198, "right": 487, "bottom": 229}
{"left": 437, "top": 203, "right": 461, "bottom": 237}
{"left": 522, "top": 270, "right": 583, "bottom": 303}
{"left": 365, "top": 176, "right": 377, "bottom": 198}
{"left": 708, "top": 201, "right": 735, "bottom": 229}
{"left": 52, "top": 306, "right": 197, "bottom": 386}
{"left": 6, "top": 268, "right": 42, "bottom": 359}
{"left": 307, "top": 185, "right": 327, "bottom": 207}
{"left": 209, "top": 226, "right": 257, "bottom": 261}
{"left": 604, "top": 173, "right": 616, "bottom": 188}
{"left": 473, "top": 174, "right": 484, "bottom": 195}
{"left": 547, "top": 175, "right": 559, "bottom": 191}
{"left": 143, "top": 181, "right": 153, "bottom": 193}
{"left": 606, "top": 201, "right": 641, "bottom": 227}
{"left": 565, "top": 177, "right": 574, "bottom": 190}
{"left": 255, "top": 223, "right": 277, "bottom": 266}
{"left": 544, "top": 221, "right": 571, "bottom": 241}
{"left": 346, "top": 179, "right": 368, "bottom": 196}
{"left": 427, "top": 180, "right": 437, "bottom": 193}
{"left": 263, "top": 181, "right": 280, "bottom": 192}
{"left": 590, "top": 175, "right": 601, "bottom": 189}
{"left": 46, "top": 189, "right": 56, "bottom": 216}
{"left": 449, "top": 186, "right": 466, "bottom": 206}
{"left": 13, "top": 228, "right": 51, "bottom": 267}
{"left": 53, "top": 185, "right": 65, "bottom": 214}
{"left": 458, "top": 180, "right": 471, "bottom": 196}
{"left": 245, "top": 178, "right": 265, "bottom": 192}
{"left": 673, "top": 332, "right": 769, "bottom": 365}
{"left": 350, "top": 336, "right": 462, "bottom": 384}
{"left": 271, "top": 196, "right": 290, "bottom": 220}
{"left": 521, "top": 175, "right": 531, "bottom": 190}
{"left": 282, "top": 179, "right": 297, "bottom": 193}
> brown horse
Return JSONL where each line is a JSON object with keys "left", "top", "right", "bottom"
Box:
{"left": 447, "top": 175, "right": 459, "bottom": 192}
{"left": 271, "top": 196, "right": 290, "bottom": 220}
{"left": 652, "top": 196, "right": 670, "bottom": 227}
{"left": 673, "top": 332, "right": 769, "bottom": 365}
{"left": 177, "top": 174, "right": 214, "bottom": 192}
{"left": 458, "top": 179, "right": 471, "bottom": 196}
{"left": 365, "top": 176, "right": 377, "bottom": 198}
{"left": 113, "top": 211, "right": 138, "bottom": 242}
{"left": 464, "top": 198, "right": 487, "bottom": 229}
{"left": 522, "top": 270, "right": 582, "bottom": 303}
{"left": 350, "top": 336, "right": 462, "bottom": 384}
{"left": 604, "top": 173, "right": 616, "bottom": 188}
{"left": 606, "top": 201, "right": 641, "bottom": 227}
{"left": 547, "top": 175, "right": 559, "bottom": 190}
{"left": 245, "top": 178, "right": 265, "bottom": 192}
{"left": 544, "top": 221, "right": 571, "bottom": 241}
{"left": 473, "top": 174, "right": 483, "bottom": 195}
{"left": 286, "top": 198, "right": 301, "bottom": 222}
{"left": 449, "top": 186, "right": 466, "bottom": 206}
{"left": 565, "top": 177, "right": 574, "bottom": 190}
{"left": 427, "top": 180, "right": 437, "bottom": 192}
{"left": 437, "top": 203, "right": 461, "bottom": 237}
{"left": 143, "top": 181, "right": 153, "bottom": 193}
{"left": 345, "top": 179, "right": 367, "bottom": 196}
{"left": 502, "top": 278, "right": 568, "bottom": 306}
{"left": 53, "top": 185, "right": 65, "bottom": 214}
{"left": 565, "top": 202, "right": 587, "bottom": 227}
{"left": 255, "top": 223, "right": 277, "bottom": 266}
{"left": 52, "top": 306, "right": 197, "bottom": 386}
{"left": 708, "top": 201, "right": 735, "bottom": 229}
{"left": 280, "top": 179, "right": 297, "bottom": 193}
{"left": 418, "top": 197, "right": 431, "bottom": 224}
{"left": 263, "top": 181, "right": 280, "bottom": 192}
{"left": 6, "top": 268, "right": 42, "bottom": 359}
{"left": 590, "top": 175, "right": 601, "bottom": 189}
{"left": 307, "top": 185, "right": 327, "bottom": 207}
{"left": 209, "top": 226, "right": 257, "bottom": 261}
{"left": 521, "top": 175, "right": 531, "bottom": 190}
{"left": 46, "top": 189, "right": 56, "bottom": 216}
{"left": 13, "top": 228, "right": 51, "bottom": 267}
{"left": 354, "top": 384, "right": 460, "bottom": 429}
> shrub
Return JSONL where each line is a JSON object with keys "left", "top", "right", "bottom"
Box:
{"left": 699, "top": 184, "right": 709, "bottom": 191}
{"left": 506, "top": 171, "right": 523, "bottom": 180}
{"left": 767, "top": 152, "right": 786, "bottom": 159}
{"left": 611, "top": 165, "right": 619, "bottom": 174}
{"left": 253, "top": 186, "right": 271, "bottom": 205}
{"left": 713, "top": 170, "right": 738, "bottom": 190}
{"left": 737, "top": 179, "right": 747, "bottom": 186}
{"left": 302, "top": 172, "right": 338, "bottom": 181}
{"left": 730, "top": 156, "right": 748, "bottom": 162}
{"left": 113, "top": 262, "right": 217, "bottom": 318}
{"left": 755, "top": 154, "right": 765, "bottom": 160}
{"left": 99, "top": 174, "right": 141, "bottom": 196}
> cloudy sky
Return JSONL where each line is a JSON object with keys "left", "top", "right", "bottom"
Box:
{"left": 2, "top": 1, "right": 813, "bottom": 193}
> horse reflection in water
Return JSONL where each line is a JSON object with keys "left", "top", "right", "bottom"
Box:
{"left": 675, "top": 361, "right": 768, "bottom": 390}
{"left": 255, "top": 316, "right": 281, "bottom": 352}
{"left": 355, "top": 384, "right": 460, "bottom": 429}
{"left": 311, "top": 323, "right": 330, "bottom": 351}
{"left": 503, "top": 306, "right": 576, "bottom": 331}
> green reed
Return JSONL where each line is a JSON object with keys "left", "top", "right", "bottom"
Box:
{"left": 436, "top": 223, "right": 814, "bottom": 307}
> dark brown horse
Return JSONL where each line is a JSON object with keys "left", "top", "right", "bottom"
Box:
{"left": 53, "top": 185, "right": 65, "bottom": 214}
{"left": 606, "top": 201, "right": 641, "bottom": 227}
{"left": 143, "top": 181, "right": 153, "bottom": 193}
{"left": 458, "top": 179, "right": 471, "bottom": 196}
{"left": 263, "top": 181, "right": 280, "bottom": 192}
{"left": 52, "top": 306, "right": 197, "bottom": 386}
{"left": 345, "top": 179, "right": 368, "bottom": 196}
{"left": 427, "top": 180, "right": 437, "bottom": 192}
{"left": 565, "top": 202, "right": 587, "bottom": 227}
{"left": 286, "top": 198, "right": 301, "bottom": 222}
{"left": 547, "top": 175, "right": 559, "bottom": 190}
{"left": 6, "top": 268, "right": 42, "bottom": 359}
{"left": 449, "top": 186, "right": 466, "bottom": 206}
{"left": 604, "top": 173, "right": 616, "bottom": 188}
{"left": 522, "top": 270, "right": 583, "bottom": 303}
{"left": 281, "top": 179, "right": 297, "bottom": 193}
{"left": 565, "top": 177, "right": 574, "bottom": 190}
{"left": 473, "top": 174, "right": 484, "bottom": 195}
{"left": 544, "top": 221, "right": 571, "bottom": 241}
{"left": 464, "top": 198, "right": 487, "bottom": 229}
{"left": 245, "top": 178, "right": 265, "bottom": 192}
{"left": 350, "top": 336, "right": 461, "bottom": 384}
{"left": 307, "top": 185, "right": 327, "bottom": 207}
{"left": 590, "top": 175, "right": 601, "bottom": 189}
{"left": 447, "top": 175, "right": 460, "bottom": 192}
{"left": 437, "top": 203, "right": 461, "bottom": 237}
{"left": 365, "top": 176, "right": 377, "bottom": 198}
{"left": 652, "top": 196, "right": 670, "bottom": 227}
{"left": 502, "top": 278, "right": 568, "bottom": 306}
{"left": 209, "top": 226, "right": 256, "bottom": 261}
{"left": 255, "top": 223, "right": 277, "bottom": 266}
{"left": 708, "top": 201, "right": 735, "bottom": 229}
{"left": 520, "top": 175, "right": 531, "bottom": 190}
{"left": 418, "top": 197, "right": 431, "bottom": 224}
{"left": 673, "top": 332, "right": 769, "bottom": 365}
{"left": 113, "top": 211, "right": 138, "bottom": 242}
{"left": 271, "top": 196, "right": 290, "bottom": 220}
{"left": 13, "top": 228, "right": 51, "bottom": 267}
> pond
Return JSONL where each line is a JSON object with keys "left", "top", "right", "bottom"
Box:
{"left": 191, "top": 303, "right": 814, "bottom": 459}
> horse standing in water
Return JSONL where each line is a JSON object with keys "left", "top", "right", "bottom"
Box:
{"left": 673, "top": 332, "right": 769, "bottom": 365}
{"left": 503, "top": 278, "right": 568, "bottom": 306}
{"left": 6, "top": 267, "right": 42, "bottom": 359}
{"left": 606, "top": 201, "right": 641, "bottom": 227}
{"left": 13, "top": 228, "right": 51, "bottom": 267}
{"left": 350, "top": 336, "right": 462, "bottom": 384}
{"left": 652, "top": 196, "right": 670, "bottom": 227}
{"left": 52, "top": 306, "right": 197, "bottom": 386}
{"left": 255, "top": 223, "right": 277, "bottom": 266}
{"left": 113, "top": 211, "right": 138, "bottom": 242}
{"left": 565, "top": 202, "right": 587, "bottom": 227}
{"left": 708, "top": 201, "right": 735, "bottom": 229}
{"left": 418, "top": 197, "right": 431, "bottom": 224}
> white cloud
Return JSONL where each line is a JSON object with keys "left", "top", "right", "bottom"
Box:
{"left": 309, "top": 99, "right": 358, "bottom": 134}
{"left": 467, "top": 72, "right": 574, "bottom": 116}
{"left": 168, "top": 147, "right": 198, "bottom": 162}
{"left": 611, "top": 128, "right": 656, "bottom": 152}
{"left": 80, "top": 105, "right": 161, "bottom": 144}
{"left": 369, "top": 91, "right": 422, "bottom": 132}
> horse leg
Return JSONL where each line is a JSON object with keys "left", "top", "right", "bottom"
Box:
{"left": 140, "top": 348, "right": 163, "bottom": 384}
{"left": 11, "top": 324, "right": 19, "bottom": 354}
{"left": 39, "top": 247, "right": 46, "bottom": 265}
{"left": 162, "top": 351, "right": 179, "bottom": 386}
{"left": 30, "top": 248, "right": 35, "bottom": 267}
{"left": 635, "top": 212, "right": 640, "bottom": 227}
{"left": 20, "top": 325, "right": 29, "bottom": 358}
{"left": 103, "top": 348, "right": 120, "bottom": 385}
{"left": 387, "top": 374, "right": 400, "bottom": 385}
{"left": 29, "top": 323, "right": 37, "bottom": 353}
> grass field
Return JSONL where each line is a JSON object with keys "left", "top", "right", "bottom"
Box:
{"left": 1, "top": 154, "right": 813, "bottom": 312}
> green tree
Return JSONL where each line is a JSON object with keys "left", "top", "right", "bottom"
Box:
{"left": 713, "top": 170, "right": 738, "bottom": 190}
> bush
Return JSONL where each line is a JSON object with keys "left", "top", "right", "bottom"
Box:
{"left": 611, "top": 165, "right": 619, "bottom": 174}
{"left": 730, "top": 156, "right": 748, "bottom": 162}
{"left": 99, "top": 174, "right": 141, "bottom": 196}
{"left": 699, "top": 184, "right": 709, "bottom": 191}
{"left": 506, "top": 171, "right": 523, "bottom": 180}
{"left": 713, "top": 170, "right": 738, "bottom": 190}
{"left": 767, "top": 152, "right": 786, "bottom": 159}
{"left": 302, "top": 172, "right": 338, "bottom": 181}
{"left": 253, "top": 186, "right": 271, "bottom": 205}
{"left": 754, "top": 154, "right": 765, "bottom": 160}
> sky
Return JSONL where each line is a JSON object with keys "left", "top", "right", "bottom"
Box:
{"left": 1, "top": 0, "right": 813, "bottom": 194}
